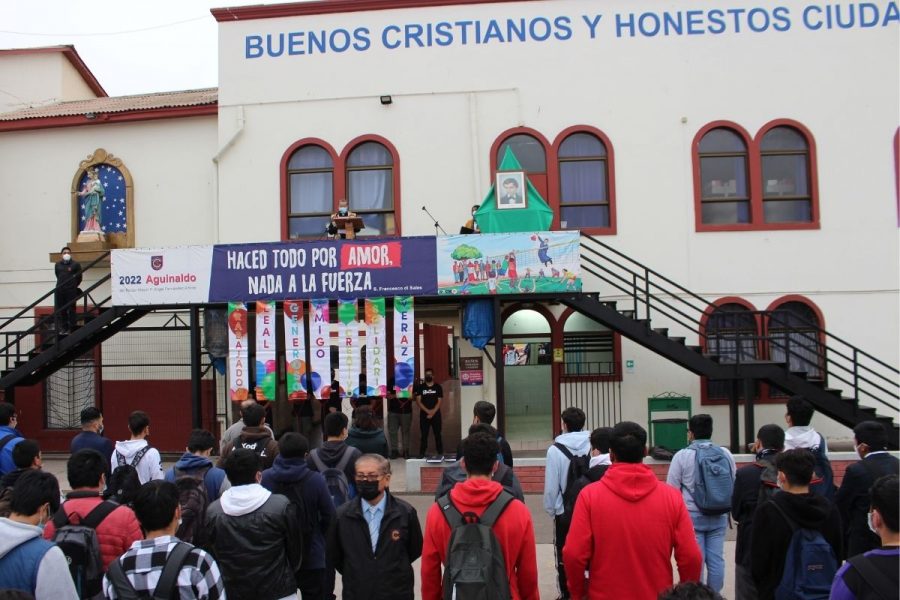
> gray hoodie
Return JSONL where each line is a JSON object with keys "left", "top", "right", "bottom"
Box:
{"left": 0, "top": 517, "right": 78, "bottom": 599}
{"left": 543, "top": 430, "right": 592, "bottom": 516}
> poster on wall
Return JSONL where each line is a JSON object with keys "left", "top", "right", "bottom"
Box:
{"left": 255, "top": 301, "right": 277, "bottom": 401}
{"left": 364, "top": 297, "right": 387, "bottom": 397}
{"left": 309, "top": 299, "right": 331, "bottom": 400}
{"left": 338, "top": 299, "right": 360, "bottom": 398}
{"left": 460, "top": 356, "right": 484, "bottom": 386}
{"left": 503, "top": 342, "right": 552, "bottom": 366}
{"left": 283, "top": 300, "right": 307, "bottom": 402}
{"left": 393, "top": 296, "right": 415, "bottom": 398}
{"left": 227, "top": 302, "right": 249, "bottom": 401}
{"left": 436, "top": 231, "right": 582, "bottom": 296}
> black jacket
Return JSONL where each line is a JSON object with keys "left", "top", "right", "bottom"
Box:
{"left": 731, "top": 451, "right": 779, "bottom": 567}
{"left": 433, "top": 461, "right": 524, "bottom": 501}
{"left": 835, "top": 453, "right": 900, "bottom": 556}
{"left": 327, "top": 491, "right": 423, "bottom": 600}
{"left": 205, "top": 490, "right": 301, "bottom": 600}
{"left": 751, "top": 491, "right": 843, "bottom": 600}
{"left": 55, "top": 259, "right": 82, "bottom": 291}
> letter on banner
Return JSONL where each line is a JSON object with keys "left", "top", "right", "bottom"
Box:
{"left": 393, "top": 296, "right": 414, "bottom": 398}
{"left": 338, "top": 299, "right": 360, "bottom": 398}
{"left": 283, "top": 300, "right": 307, "bottom": 402}
{"left": 364, "top": 298, "right": 387, "bottom": 397}
{"left": 255, "top": 301, "right": 277, "bottom": 402}
{"left": 309, "top": 299, "right": 331, "bottom": 401}
{"left": 227, "top": 302, "right": 249, "bottom": 401}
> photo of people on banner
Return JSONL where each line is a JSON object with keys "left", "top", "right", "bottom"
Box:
{"left": 436, "top": 231, "right": 582, "bottom": 295}
{"left": 503, "top": 342, "right": 552, "bottom": 366}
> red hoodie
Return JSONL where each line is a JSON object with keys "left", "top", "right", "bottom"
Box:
{"left": 563, "top": 462, "right": 701, "bottom": 600}
{"left": 421, "top": 478, "right": 538, "bottom": 600}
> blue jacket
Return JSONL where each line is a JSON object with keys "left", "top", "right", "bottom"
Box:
{"left": 164, "top": 453, "right": 230, "bottom": 501}
{"left": 0, "top": 426, "right": 23, "bottom": 478}
{"left": 261, "top": 455, "right": 335, "bottom": 570}
{"left": 70, "top": 431, "right": 115, "bottom": 477}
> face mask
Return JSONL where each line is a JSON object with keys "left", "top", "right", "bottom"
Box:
{"left": 868, "top": 511, "right": 877, "bottom": 534}
{"left": 98, "top": 425, "right": 104, "bottom": 435}
{"left": 425, "top": 376, "right": 433, "bottom": 383}
{"left": 339, "top": 207, "right": 348, "bottom": 216}
{"left": 357, "top": 480, "right": 381, "bottom": 501}
{"left": 62, "top": 253, "right": 71, "bottom": 262}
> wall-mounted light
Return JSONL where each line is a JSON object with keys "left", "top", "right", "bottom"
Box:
{"left": 379, "top": 95, "right": 392, "bottom": 105}
{"left": 85, "top": 112, "right": 97, "bottom": 120}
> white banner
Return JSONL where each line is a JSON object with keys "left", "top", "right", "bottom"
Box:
{"left": 309, "top": 299, "right": 331, "bottom": 400}
{"left": 111, "top": 246, "right": 213, "bottom": 305}
{"left": 393, "top": 296, "right": 415, "bottom": 398}
{"left": 227, "top": 302, "right": 249, "bottom": 401}
{"left": 283, "top": 300, "right": 307, "bottom": 402}
{"left": 338, "top": 299, "right": 360, "bottom": 398}
{"left": 255, "top": 301, "right": 276, "bottom": 402}
{"left": 364, "top": 297, "right": 387, "bottom": 397}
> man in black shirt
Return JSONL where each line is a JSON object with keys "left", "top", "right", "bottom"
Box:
{"left": 386, "top": 380, "right": 412, "bottom": 459}
{"left": 415, "top": 368, "right": 443, "bottom": 458}
{"left": 54, "top": 246, "right": 82, "bottom": 335}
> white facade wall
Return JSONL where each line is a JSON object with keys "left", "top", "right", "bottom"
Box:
{"left": 0, "top": 52, "right": 95, "bottom": 112}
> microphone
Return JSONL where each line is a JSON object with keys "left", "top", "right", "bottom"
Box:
{"left": 421, "top": 206, "right": 426, "bottom": 210}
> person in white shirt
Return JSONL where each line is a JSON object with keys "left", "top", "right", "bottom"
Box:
{"left": 112, "top": 410, "right": 163, "bottom": 485}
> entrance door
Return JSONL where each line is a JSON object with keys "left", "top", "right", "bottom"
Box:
{"left": 502, "top": 309, "right": 553, "bottom": 441}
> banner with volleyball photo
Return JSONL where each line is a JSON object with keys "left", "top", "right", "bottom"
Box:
{"left": 283, "top": 300, "right": 307, "bottom": 402}
{"left": 364, "top": 297, "right": 387, "bottom": 397}
{"left": 227, "top": 302, "right": 249, "bottom": 401}
{"left": 338, "top": 299, "right": 360, "bottom": 398}
{"left": 309, "top": 299, "right": 331, "bottom": 400}
{"left": 393, "top": 296, "right": 415, "bottom": 398}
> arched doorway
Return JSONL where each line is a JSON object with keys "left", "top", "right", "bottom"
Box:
{"left": 502, "top": 308, "right": 553, "bottom": 441}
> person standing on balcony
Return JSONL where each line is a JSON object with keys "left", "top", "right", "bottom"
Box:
{"left": 54, "top": 246, "right": 82, "bottom": 335}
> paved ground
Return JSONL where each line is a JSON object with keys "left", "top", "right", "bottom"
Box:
{"left": 43, "top": 455, "right": 738, "bottom": 599}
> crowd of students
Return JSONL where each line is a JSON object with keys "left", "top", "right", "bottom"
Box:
{"left": 0, "top": 395, "right": 897, "bottom": 600}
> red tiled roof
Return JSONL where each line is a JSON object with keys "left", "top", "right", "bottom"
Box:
{"left": 0, "top": 88, "right": 218, "bottom": 121}
{"left": 0, "top": 45, "right": 107, "bottom": 97}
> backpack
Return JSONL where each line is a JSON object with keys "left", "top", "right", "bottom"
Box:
{"left": 115, "top": 446, "right": 151, "bottom": 469}
{"left": 689, "top": 441, "right": 734, "bottom": 516}
{"left": 309, "top": 448, "right": 354, "bottom": 507}
{"left": 105, "top": 541, "right": 193, "bottom": 600}
{"left": 755, "top": 455, "right": 780, "bottom": 509}
{"left": 0, "top": 485, "right": 12, "bottom": 518}
{"left": 104, "top": 465, "right": 142, "bottom": 506}
{"left": 172, "top": 465, "right": 212, "bottom": 546}
{"left": 233, "top": 435, "right": 273, "bottom": 458}
{"left": 495, "top": 435, "right": 505, "bottom": 465}
{"left": 808, "top": 434, "right": 836, "bottom": 501}
{"left": 567, "top": 464, "right": 611, "bottom": 508}
{"left": 553, "top": 442, "right": 590, "bottom": 529}
{"left": 0, "top": 434, "right": 17, "bottom": 453}
{"left": 51, "top": 498, "right": 119, "bottom": 599}
{"left": 770, "top": 501, "right": 838, "bottom": 600}
{"left": 845, "top": 553, "right": 897, "bottom": 600}
{"left": 437, "top": 490, "right": 514, "bottom": 600}
{"left": 273, "top": 471, "right": 316, "bottom": 571}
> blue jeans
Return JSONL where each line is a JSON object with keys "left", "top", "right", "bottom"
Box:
{"left": 691, "top": 512, "right": 727, "bottom": 592}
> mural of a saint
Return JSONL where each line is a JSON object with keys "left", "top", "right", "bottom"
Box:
{"left": 78, "top": 167, "right": 105, "bottom": 233}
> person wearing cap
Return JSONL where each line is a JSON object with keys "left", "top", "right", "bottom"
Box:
{"left": 71, "top": 407, "right": 115, "bottom": 479}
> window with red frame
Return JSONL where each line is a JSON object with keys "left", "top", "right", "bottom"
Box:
{"left": 346, "top": 141, "right": 396, "bottom": 236}
{"left": 496, "top": 133, "right": 548, "bottom": 201}
{"left": 767, "top": 301, "right": 823, "bottom": 397}
{"left": 698, "top": 128, "right": 751, "bottom": 225}
{"left": 557, "top": 132, "right": 611, "bottom": 231}
{"left": 705, "top": 302, "right": 760, "bottom": 401}
{"left": 286, "top": 144, "right": 335, "bottom": 239}
{"left": 760, "top": 127, "right": 813, "bottom": 223}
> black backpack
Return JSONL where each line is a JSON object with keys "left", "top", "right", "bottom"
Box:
{"left": 438, "top": 490, "right": 514, "bottom": 600}
{"left": 273, "top": 472, "right": 316, "bottom": 572}
{"left": 51, "top": 498, "right": 119, "bottom": 599}
{"left": 755, "top": 456, "right": 780, "bottom": 509}
{"left": 172, "top": 465, "right": 211, "bottom": 546}
{"left": 808, "top": 434, "right": 836, "bottom": 501}
{"left": 115, "top": 446, "right": 151, "bottom": 469}
{"left": 105, "top": 541, "right": 193, "bottom": 600}
{"left": 553, "top": 442, "right": 590, "bottom": 529}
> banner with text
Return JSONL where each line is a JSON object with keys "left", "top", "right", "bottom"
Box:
{"left": 255, "top": 301, "right": 277, "bottom": 401}
{"left": 338, "top": 299, "right": 360, "bottom": 398}
{"left": 364, "top": 297, "right": 387, "bottom": 397}
{"left": 393, "top": 296, "right": 415, "bottom": 398}
{"left": 283, "top": 300, "right": 307, "bottom": 402}
{"left": 227, "top": 302, "right": 249, "bottom": 401}
{"left": 309, "top": 299, "right": 331, "bottom": 400}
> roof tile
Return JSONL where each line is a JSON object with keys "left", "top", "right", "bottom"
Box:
{"left": 0, "top": 88, "right": 217, "bottom": 121}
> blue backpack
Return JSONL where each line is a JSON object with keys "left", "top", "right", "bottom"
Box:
{"left": 689, "top": 441, "right": 734, "bottom": 515}
{"left": 771, "top": 501, "right": 837, "bottom": 600}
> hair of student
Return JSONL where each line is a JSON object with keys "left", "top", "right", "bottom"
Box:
{"left": 688, "top": 414, "right": 714, "bottom": 440}
{"left": 67, "top": 448, "right": 107, "bottom": 489}
{"left": 609, "top": 421, "right": 647, "bottom": 463}
{"left": 853, "top": 420, "right": 890, "bottom": 451}
{"left": 128, "top": 410, "right": 151, "bottom": 435}
{"left": 80, "top": 406, "right": 102, "bottom": 424}
{"left": 468, "top": 423, "right": 498, "bottom": 438}
{"left": 356, "top": 453, "right": 391, "bottom": 477}
{"left": 473, "top": 401, "right": 497, "bottom": 425}
{"left": 103, "top": 465, "right": 142, "bottom": 505}
{"left": 561, "top": 407, "right": 586, "bottom": 432}
{"left": 870, "top": 474, "right": 899, "bottom": 532}
{"left": 353, "top": 405, "right": 378, "bottom": 431}
{"left": 12, "top": 439, "right": 40, "bottom": 469}
{"left": 590, "top": 427, "right": 613, "bottom": 454}
{"left": 757, "top": 424, "right": 785, "bottom": 450}
{"left": 786, "top": 396, "right": 814, "bottom": 426}
{"left": 10, "top": 470, "right": 61, "bottom": 516}
{"left": 324, "top": 411, "right": 349, "bottom": 438}
{"left": 223, "top": 448, "right": 261, "bottom": 486}
{"left": 133, "top": 480, "right": 179, "bottom": 532}
{"left": 241, "top": 402, "right": 265, "bottom": 427}
{"left": 775, "top": 448, "right": 816, "bottom": 486}
{"left": 658, "top": 581, "right": 724, "bottom": 600}
{"left": 279, "top": 432, "right": 309, "bottom": 459}
{"left": 462, "top": 431, "right": 500, "bottom": 476}
{"left": 0, "top": 403, "right": 15, "bottom": 426}
{"left": 187, "top": 429, "right": 216, "bottom": 453}
{"left": 60, "top": 246, "right": 71, "bottom": 253}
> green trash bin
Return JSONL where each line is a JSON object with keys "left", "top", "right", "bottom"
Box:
{"left": 651, "top": 418, "right": 689, "bottom": 452}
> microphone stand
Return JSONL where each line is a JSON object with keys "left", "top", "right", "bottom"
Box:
{"left": 421, "top": 206, "right": 447, "bottom": 236}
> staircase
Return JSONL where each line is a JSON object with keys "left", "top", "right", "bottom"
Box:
{"left": 0, "top": 252, "right": 147, "bottom": 394}
{"left": 567, "top": 233, "right": 899, "bottom": 449}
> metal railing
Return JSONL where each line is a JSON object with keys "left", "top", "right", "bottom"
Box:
{"left": 559, "top": 361, "right": 622, "bottom": 429}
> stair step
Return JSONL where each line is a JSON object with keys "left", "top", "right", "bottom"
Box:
{"left": 669, "top": 337, "right": 686, "bottom": 345}
{"left": 687, "top": 345, "right": 703, "bottom": 353}
{"left": 824, "top": 388, "right": 843, "bottom": 397}
{"left": 702, "top": 354, "right": 722, "bottom": 363}
{"left": 620, "top": 310, "right": 635, "bottom": 319}
{"left": 652, "top": 328, "right": 669, "bottom": 337}
{"left": 790, "top": 370, "right": 809, "bottom": 380}
{"left": 601, "top": 301, "right": 617, "bottom": 309}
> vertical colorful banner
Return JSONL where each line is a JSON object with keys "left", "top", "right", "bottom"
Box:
{"left": 255, "top": 301, "right": 277, "bottom": 402}
{"left": 393, "top": 296, "right": 415, "bottom": 398}
{"left": 283, "top": 300, "right": 307, "bottom": 402}
{"left": 309, "top": 299, "right": 331, "bottom": 400}
{"left": 227, "top": 302, "right": 249, "bottom": 401}
{"left": 364, "top": 297, "right": 387, "bottom": 397}
{"left": 338, "top": 299, "right": 360, "bottom": 398}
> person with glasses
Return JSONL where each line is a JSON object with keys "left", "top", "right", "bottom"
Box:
{"left": 327, "top": 454, "right": 422, "bottom": 600}
{"left": 0, "top": 403, "right": 24, "bottom": 478}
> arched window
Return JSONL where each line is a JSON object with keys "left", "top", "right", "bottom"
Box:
{"left": 698, "top": 128, "right": 750, "bottom": 225}
{"left": 495, "top": 132, "right": 548, "bottom": 203}
{"left": 346, "top": 141, "right": 396, "bottom": 236}
{"left": 767, "top": 300, "right": 823, "bottom": 379}
{"left": 286, "top": 144, "right": 334, "bottom": 238}
{"left": 562, "top": 311, "right": 616, "bottom": 376}
{"left": 557, "top": 132, "right": 610, "bottom": 231}
{"left": 760, "top": 126, "right": 812, "bottom": 223}
{"left": 704, "top": 302, "right": 759, "bottom": 400}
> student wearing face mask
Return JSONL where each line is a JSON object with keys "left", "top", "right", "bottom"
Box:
{"left": 327, "top": 454, "right": 422, "bottom": 600}
{"left": 0, "top": 469, "right": 78, "bottom": 599}
{"left": 70, "top": 407, "right": 114, "bottom": 480}
{"left": 54, "top": 246, "right": 82, "bottom": 335}
{"left": 415, "top": 369, "right": 444, "bottom": 459}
